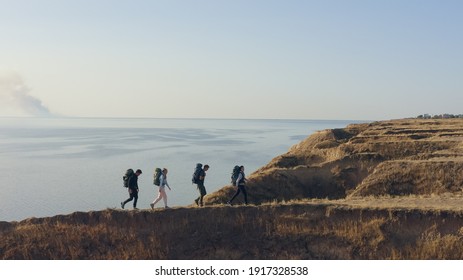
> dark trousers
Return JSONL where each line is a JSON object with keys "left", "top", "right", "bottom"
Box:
{"left": 123, "top": 190, "right": 138, "bottom": 208}
{"left": 230, "top": 184, "right": 247, "bottom": 204}
{"left": 195, "top": 183, "right": 207, "bottom": 206}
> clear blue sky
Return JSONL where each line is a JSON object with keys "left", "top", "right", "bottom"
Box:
{"left": 0, "top": 0, "right": 462, "bottom": 120}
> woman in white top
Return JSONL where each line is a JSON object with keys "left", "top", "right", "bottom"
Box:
{"left": 150, "top": 168, "right": 172, "bottom": 209}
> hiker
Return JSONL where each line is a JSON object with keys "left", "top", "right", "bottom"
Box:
{"left": 194, "top": 164, "right": 209, "bottom": 207}
{"left": 228, "top": 165, "right": 248, "bottom": 205}
{"left": 121, "top": 169, "right": 142, "bottom": 210}
{"left": 150, "top": 168, "right": 172, "bottom": 209}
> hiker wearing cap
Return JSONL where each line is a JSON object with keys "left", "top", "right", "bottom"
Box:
{"left": 150, "top": 168, "right": 172, "bottom": 209}
{"left": 121, "top": 169, "right": 142, "bottom": 210}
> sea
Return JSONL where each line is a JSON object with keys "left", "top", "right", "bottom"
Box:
{"left": 0, "top": 117, "right": 362, "bottom": 222}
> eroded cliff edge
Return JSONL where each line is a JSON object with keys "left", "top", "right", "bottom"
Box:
{"left": 206, "top": 118, "right": 463, "bottom": 204}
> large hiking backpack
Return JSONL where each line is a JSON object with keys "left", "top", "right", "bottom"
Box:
{"left": 123, "top": 169, "right": 134, "bottom": 188}
{"left": 153, "top": 168, "right": 162, "bottom": 186}
{"left": 192, "top": 163, "right": 202, "bottom": 184}
{"left": 231, "top": 165, "right": 241, "bottom": 186}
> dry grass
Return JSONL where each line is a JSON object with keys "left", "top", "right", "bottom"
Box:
{"left": 3, "top": 118, "right": 463, "bottom": 260}
{"left": 205, "top": 118, "right": 463, "bottom": 205}
{"left": 3, "top": 198, "right": 463, "bottom": 259}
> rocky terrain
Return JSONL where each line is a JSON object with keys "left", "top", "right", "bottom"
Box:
{"left": 2, "top": 118, "right": 463, "bottom": 259}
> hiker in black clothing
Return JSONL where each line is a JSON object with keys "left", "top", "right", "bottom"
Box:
{"left": 194, "top": 164, "right": 209, "bottom": 207}
{"left": 121, "top": 169, "right": 142, "bottom": 209}
{"left": 228, "top": 166, "right": 248, "bottom": 205}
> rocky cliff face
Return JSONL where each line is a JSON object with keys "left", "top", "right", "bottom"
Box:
{"left": 205, "top": 119, "right": 463, "bottom": 204}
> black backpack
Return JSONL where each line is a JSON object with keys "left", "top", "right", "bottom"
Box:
{"left": 123, "top": 169, "right": 134, "bottom": 188}
{"left": 192, "top": 163, "right": 202, "bottom": 184}
{"left": 231, "top": 165, "right": 241, "bottom": 186}
{"left": 153, "top": 168, "right": 162, "bottom": 186}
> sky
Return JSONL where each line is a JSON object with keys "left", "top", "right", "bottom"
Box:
{"left": 0, "top": 0, "right": 462, "bottom": 120}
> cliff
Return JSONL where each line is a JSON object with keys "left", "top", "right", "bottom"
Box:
{"left": 2, "top": 118, "right": 463, "bottom": 260}
{"left": 205, "top": 118, "right": 463, "bottom": 204}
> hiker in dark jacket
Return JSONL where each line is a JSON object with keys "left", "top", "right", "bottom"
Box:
{"left": 228, "top": 166, "right": 248, "bottom": 205}
{"left": 121, "top": 169, "right": 142, "bottom": 209}
{"left": 195, "top": 164, "right": 209, "bottom": 207}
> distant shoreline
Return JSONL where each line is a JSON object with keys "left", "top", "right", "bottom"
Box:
{"left": 0, "top": 115, "right": 373, "bottom": 122}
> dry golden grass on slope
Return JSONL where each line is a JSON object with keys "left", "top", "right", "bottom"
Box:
{"left": 349, "top": 161, "right": 463, "bottom": 197}
{"left": 205, "top": 118, "right": 463, "bottom": 205}
{"left": 269, "top": 193, "right": 463, "bottom": 212}
{"left": 3, "top": 200, "right": 463, "bottom": 260}
{"left": 3, "top": 118, "right": 463, "bottom": 260}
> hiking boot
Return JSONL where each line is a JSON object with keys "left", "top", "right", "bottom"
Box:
{"left": 121, "top": 202, "right": 124, "bottom": 209}
{"left": 150, "top": 203, "right": 154, "bottom": 210}
{"left": 133, "top": 207, "right": 139, "bottom": 210}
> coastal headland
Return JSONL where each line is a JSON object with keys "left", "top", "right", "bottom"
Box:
{"left": 2, "top": 118, "right": 463, "bottom": 259}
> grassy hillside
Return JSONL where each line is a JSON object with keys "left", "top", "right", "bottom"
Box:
{"left": 205, "top": 118, "right": 463, "bottom": 205}
{"left": 2, "top": 199, "right": 463, "bottom": 259}
{"left": 2, "top": 118, "right": 463, "bottom": 260}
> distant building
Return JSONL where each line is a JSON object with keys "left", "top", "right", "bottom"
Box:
{"left": 416, "top": 114, "right": 463, "bottom": 119}
{"left": 417, "top": 114, "right": 431, "bottom": 119}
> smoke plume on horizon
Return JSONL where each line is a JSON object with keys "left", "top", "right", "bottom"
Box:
{"left": 0, "top": 72, "right": 52, "bottom": 117}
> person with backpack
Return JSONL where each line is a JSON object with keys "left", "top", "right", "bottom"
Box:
{"left": 121, "top": 169, "right": 142, "bottom": 210}
{"left": 153, "top": 167, "right": 162, "bottom": 186}
{"left": 150, "top": 168, "right": 172, "bottom": 209}
{"left": 227, "top": 165, "right": 248, "bottom": 205}
{"left": 193, "top": 164, "right": 209, "bottom": 207}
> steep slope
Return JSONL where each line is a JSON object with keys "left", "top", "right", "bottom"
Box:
{"left": 205, "top": 119, "right": 463, "bottom": 204}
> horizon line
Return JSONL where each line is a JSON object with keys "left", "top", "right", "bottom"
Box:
{"left": 0, "top": 115, "right": 377, "bottom": 122}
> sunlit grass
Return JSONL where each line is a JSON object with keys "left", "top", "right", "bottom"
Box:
{"left": 3, "top": 118, "right": 463, "bottom": 259}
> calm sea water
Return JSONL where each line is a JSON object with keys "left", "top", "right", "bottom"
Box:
{"left": 0, "top": 117, "right": 360, "bottom": 221}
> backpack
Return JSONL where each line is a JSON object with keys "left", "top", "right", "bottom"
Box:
{"left": 123, "top": 169, "right": 134, "bottom": 188}
{"left": 231, "top": 165, "right": 241, "bottom": 186}
{"left": 153, "top": 168, "right": 162, "bottom": 186}
{"left": 192, "top": 163, "right": 202, "bottom": 184}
